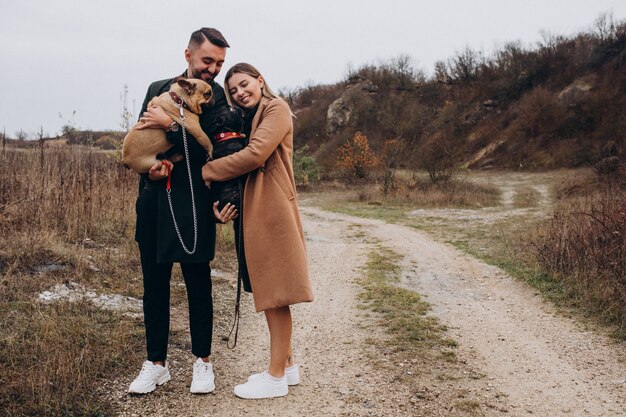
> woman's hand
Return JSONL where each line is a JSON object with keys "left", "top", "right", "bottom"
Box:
{"left": 148, "top": 160, "right": 172, "bottom": 181}
{"left": 136, "top": 105, "right": 173, "bottom": 130}
{"left": 213, "top": 201, "right": 238, "bottom": 223}
{"left": 202, "top": 162, "right": 213, "bottom": 188}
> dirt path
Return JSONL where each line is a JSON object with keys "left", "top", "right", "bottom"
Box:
{"left": 110, "top": 180, "right": 625, "bottom": 416}
{"left": 111, "top": 206, "right": 407, "bottom": 416}
{"left": 302, "top": 206, "right": 626, "bottom": 417}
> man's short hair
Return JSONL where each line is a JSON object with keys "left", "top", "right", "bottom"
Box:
{"left": 189, "top": 28, "right": 230, "bottom": 49}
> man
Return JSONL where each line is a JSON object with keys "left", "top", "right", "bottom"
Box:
{"left": 128, "top": 27, "right": 235, "bottom": 395}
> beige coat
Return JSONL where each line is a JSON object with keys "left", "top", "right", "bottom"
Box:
{"left": 202, "top": 97, "right": 313, "bottom": 311}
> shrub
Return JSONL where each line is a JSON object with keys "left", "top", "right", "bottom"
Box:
{"left": 415, "top": 132, "right": 459, "bottom": 184}
{"left": 336, "top": 132, "right": 380, "bottom": 179}
{"left": 293, "top": 144, "right": 322, "bottom": 186}
{"left": 533, "top": 189, "right": 626, "bottom": 333}
{"left": 380, "top": 139, "right": 405, "bottom": 195}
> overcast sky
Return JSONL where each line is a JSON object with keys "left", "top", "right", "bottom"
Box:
{"left": 2, "top": 0, "right": 625, "bottom": 138}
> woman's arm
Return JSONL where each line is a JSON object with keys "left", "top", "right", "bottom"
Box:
{"left": 202, "top": 99, "right": 292, "bottom": 182}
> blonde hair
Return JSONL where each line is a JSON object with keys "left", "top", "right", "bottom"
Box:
{"left": 223, "top": 63, "right": 284, "bottom": 109}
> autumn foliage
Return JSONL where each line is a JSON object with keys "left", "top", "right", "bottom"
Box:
{"left": 336, "top": 131, "right": 379, "bottom": 179}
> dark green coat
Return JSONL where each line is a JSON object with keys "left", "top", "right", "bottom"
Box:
{"left": 134, "top": 73, "right": 227, "bottom": 263}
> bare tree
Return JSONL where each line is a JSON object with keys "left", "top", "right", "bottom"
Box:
{"left": 384, "top": 54, "right": 425, "bottom": 89}
{"left": 417, "top": 135, "right": 458, "bottom": 184}
{"left": 537, "top": 30, "right": 566, "bottom": 58}
{"left": 449, "top": 46, "right": 483, "bottom": 81}
{"left": 594, "top": 11, "right": 617, "bottom": 43}
{"left": 375, "top": 92, "right": 425, "bottom": 193}
{"left": 434, "top": 60, "right": 450, "bottom": 83}
{"left": 119, "top": 84, "right": 134, "bottom": 132}
{"left": 381, "top": 139, "right": 405, "bottom": 195}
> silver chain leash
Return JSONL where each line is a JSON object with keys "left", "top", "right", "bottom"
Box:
{"left": 166, "top": 104, "right": 198, "bottom": 255}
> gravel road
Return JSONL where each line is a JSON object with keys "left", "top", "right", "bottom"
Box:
{"left": 109, "top": 191, "right": 625, "bottom": 416}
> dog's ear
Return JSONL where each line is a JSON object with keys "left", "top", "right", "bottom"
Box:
{"left": 177, "top": 79, "right": 196, "bottom": 95}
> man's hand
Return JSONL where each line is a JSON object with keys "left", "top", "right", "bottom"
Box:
{"left": 148, "top": 160, "right": 172, "bottom": 181}
{"left": 213, "top": 202, "right": 238, "bottom": 223}
{"left": 136, "top": 105, "right": 173, "bottom": 130}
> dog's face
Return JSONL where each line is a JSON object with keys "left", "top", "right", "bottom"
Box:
{"left": 209, "top": 106, "right": 244, "bottom": 137}
{"left": 173, "top": 78, "right": 213, "bottom": 114}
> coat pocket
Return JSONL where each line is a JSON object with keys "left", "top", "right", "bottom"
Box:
{"left": 268, "top": 165, "right": 295, "bottom": 200}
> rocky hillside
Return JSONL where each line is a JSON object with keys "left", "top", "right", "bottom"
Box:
{"left": 288, "top": 15, "right": 626, "bottom": 172}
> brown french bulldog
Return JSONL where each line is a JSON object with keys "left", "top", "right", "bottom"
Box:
{"left": 121, "top": 78, "right": 214, "bottom": 173}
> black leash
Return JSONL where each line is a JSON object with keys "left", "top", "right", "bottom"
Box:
{"left": 226, "top": 273, "right": 241, "bottom": 349}
{"left": 227, "top": 178, "right": 245, "bottom": 349}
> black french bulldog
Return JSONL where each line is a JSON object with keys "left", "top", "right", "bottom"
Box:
{"left": 207, "top": 106, "right": 248, "bottom": 212}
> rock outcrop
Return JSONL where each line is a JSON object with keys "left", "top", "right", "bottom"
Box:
{"left": 326, "top": 78, "right": 378, "bottom": 135}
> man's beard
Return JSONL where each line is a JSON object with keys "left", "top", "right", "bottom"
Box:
{"left": 190, "top": 68, "right": 214, "bottom": 82}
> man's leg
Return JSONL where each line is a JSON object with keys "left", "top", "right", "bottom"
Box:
{"left": 180, "top": 262, "right": 213, "bottom": 358}
{"left": 181, "top": 262, "right": 214, "bottom": 394}
{"left": 129, "top": 238, "right": 173, "bottom": 394}
{"left": 139, "top": 240, "right": 173, "bottom": 363}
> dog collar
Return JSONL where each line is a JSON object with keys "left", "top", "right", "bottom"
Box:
{"left": 215, "top": 132, "right": 246, "bottom": 143}
{"left": 169, "top": 91, "right": 190, "bottom": 111}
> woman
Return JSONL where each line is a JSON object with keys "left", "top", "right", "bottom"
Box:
{"left": 202, "top": 63, "right": 313, "bottom": 399}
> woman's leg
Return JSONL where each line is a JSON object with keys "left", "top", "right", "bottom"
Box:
{"left": 286, "top": 344, "right": 295, "bottom": 368}
{"left": 265, "top": 306, "right": 292, "bottom": 378}
{"left": 233, "top": 306, "right": 292, "bottom": 398}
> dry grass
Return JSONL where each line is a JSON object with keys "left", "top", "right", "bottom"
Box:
{"left": 0, "top": 145, "right": 235, "bottom": 416}
{"left": 512, "top": 186, "right": 542, "bottom": 208}
{"left": 309, "top": 174, "right": 500, "bottom": 214}
{"left": 0, "top": 145, "right": 136, "bottom": 243}
{"left": 0, "top": 146, "right": 144, "bottom": 416}
{"left": 531, "top": 185, "right": 626, "bottom": 335}
{"left": 356, "top": 243, "right": 492, "bottom": 416}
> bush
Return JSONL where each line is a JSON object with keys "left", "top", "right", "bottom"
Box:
{"left": 336, "top": 132, "right": 379, "bottom": 179}
{"left": 415, "top": 132, "right": 459, "bottom": 184}
{"left": 293, "top": 144, "right": 322, "bottom": 186}
{"left": 533, "top": 189, "right": 626, "bottom": 333}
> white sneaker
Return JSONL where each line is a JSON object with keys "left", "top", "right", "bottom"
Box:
{"left": 234, "top": 371, "right": 288, "bottom": 399}
{"left": 190, "top": 358, "right": 215, "bottom": 394}
{"left": 128, "top": 361, "right": 171, "bottom": 394}
{"left": 248, "top": 364, "right": 300, "bottom": 386}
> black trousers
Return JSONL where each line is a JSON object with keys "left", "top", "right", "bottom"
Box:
{"left": 138, "top": 237, "right": 213, "bottom": 362}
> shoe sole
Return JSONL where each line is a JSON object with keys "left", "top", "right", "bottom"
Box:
{"left": 248, "top": 373, "right": 299, "bottom": 386}
{"left": 233, "top": 388, "right": 288, "bottom": 399}
{"left": 128, "top": 373, "right": 171, "bottom": 394}
{"left": 190, "top": 383, "right": 216, "bottom": 394}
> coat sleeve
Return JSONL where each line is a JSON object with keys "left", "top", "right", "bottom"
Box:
{"left": 202, "top": 99, "right": 291, "bottom": 182}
